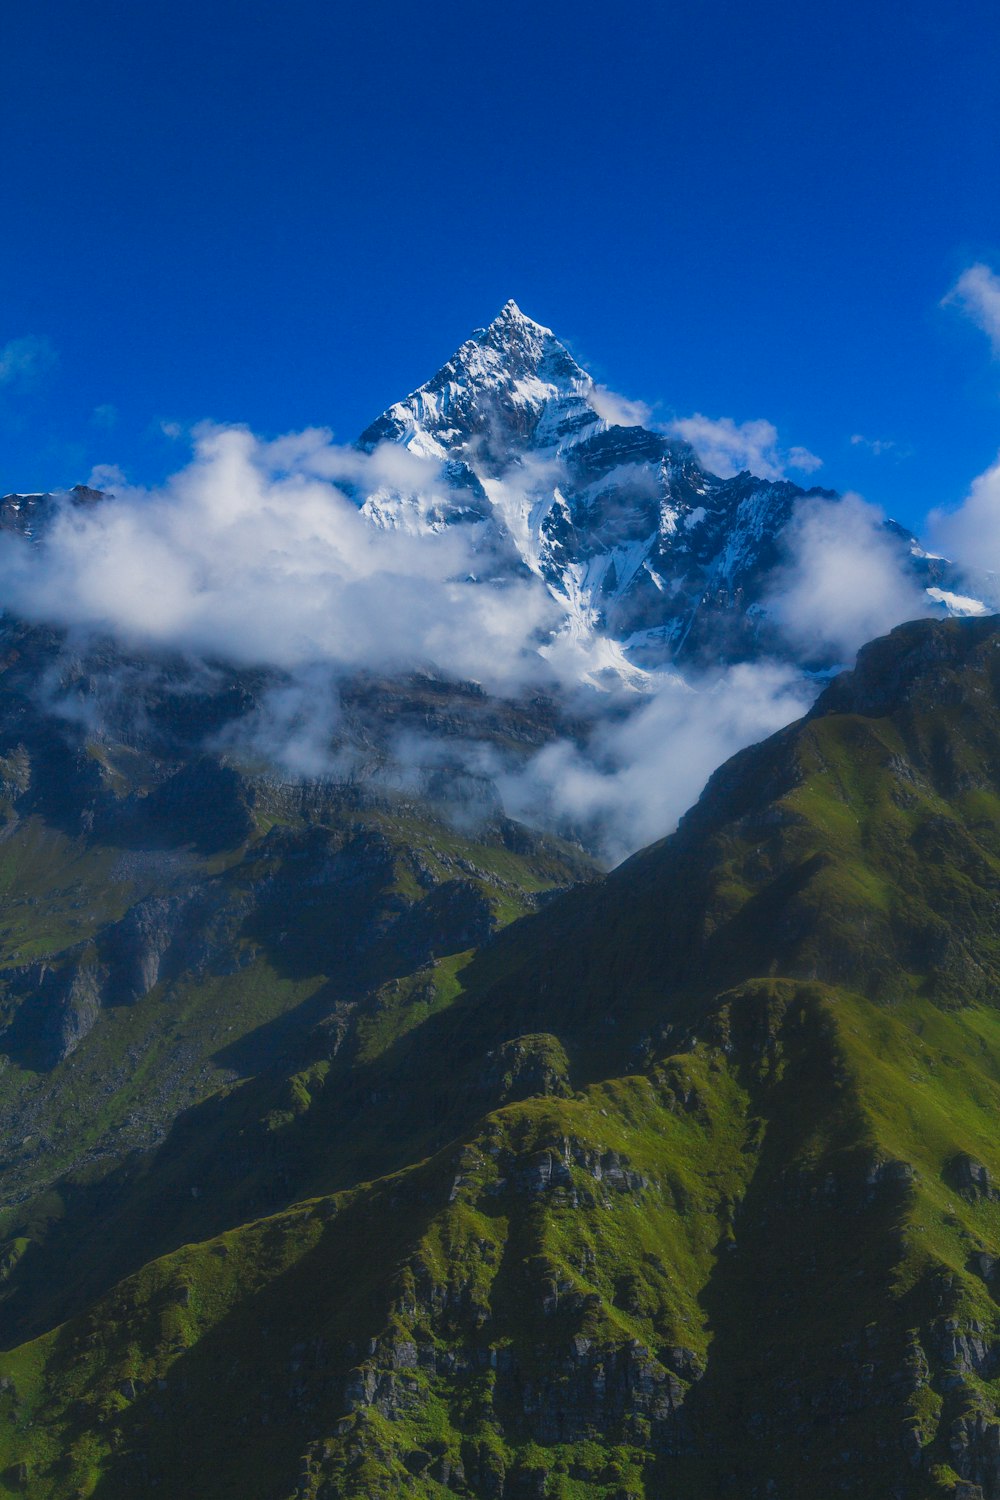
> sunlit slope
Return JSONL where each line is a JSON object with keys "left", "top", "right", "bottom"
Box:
{"left": 8, "top": 617, "right": 1000, "bottom": 1495}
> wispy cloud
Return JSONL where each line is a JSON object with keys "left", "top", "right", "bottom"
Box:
{"left": 91, "top": 403, "right": 118, "bottom": 430}
{"left": 850, "top": 433, "right": 896, "bottom": 456}
{"left": 87, "top": 463, "right": 127, "bottom": 491}
{"left": 943, "top": 262, "right": 1000, "bottom": 354}
{"left": 666, "top": 413, "right": 822, "bottom": 482}
{"left": 588, "top": 384, "right": 652, "bottom": 427}
{"left": 0, "top": 334, "right": 57, "bottom": 392}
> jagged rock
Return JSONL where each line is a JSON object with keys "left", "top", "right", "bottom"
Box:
{"left": 930, "top": 1317, "right": 998, "bottom": 1378}
{"left": 102, "top": 892, "right": 195, "bottom": 1003}
{"left": 2, "top": 951, "right": 107, "bottom": 1067}
{"left": 951, "top": 1411, "right": 1000, "bottom": 1497}
{"left": 480, "top": 1033, "right": 571, "bottom": 1105}
{"left": 948, "top": 1154, "right": 1000, "bottom": 1203}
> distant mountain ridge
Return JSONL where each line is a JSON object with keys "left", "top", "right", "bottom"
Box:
{"left": 357, "top": 300, "right": 989, "bottom": 673}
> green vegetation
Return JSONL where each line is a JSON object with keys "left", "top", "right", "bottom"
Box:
{"left": 6, "top": 618, "right": 1000, "bottom": 1494}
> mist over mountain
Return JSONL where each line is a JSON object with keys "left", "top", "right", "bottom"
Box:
{"left": 0, "top": 302, "right": 994, "bottom": 859}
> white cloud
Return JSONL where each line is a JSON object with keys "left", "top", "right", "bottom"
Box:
{"left": 766, "top": 492, "right": 932, "bottom": 660}
{"left": 928, "top": 452, "right": 1000, "bottom": 574}
{"left": 0, "top": 424, "right": 559, "bottom": 694}
{"left": 787, "top": 445, "right": 824, "bottom": 474}
{"left": 87, "top": 463, "right": 127, "bottom": 491}
{"left": 588, "top": 385, "right": 653, "bottom": 428}
{"left": 944, "top": 262, "right": 1000, "bottom": 354}
{"left": 0, "top": 335, "right": 57, "bottom": 391}
{"left": 667, "top": 413, "right": 822, "bottom": 481}
{"left": 0, "top": 421, "right": 955, "bottom": 865}
{"left": 499, "top": 661, "right": 812, "bottom": 862}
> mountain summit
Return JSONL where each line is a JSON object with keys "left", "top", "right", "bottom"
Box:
{"left": 356, "top": 304, "right": 985, "bottom": 672}
{"left": 358, "top": 300, "right": 601, "bottom": 469}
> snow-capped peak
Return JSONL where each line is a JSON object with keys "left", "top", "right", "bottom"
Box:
{"left": 486, "top": 298, "right": 555, "bottom": 338}
{"left": 358, "top": 300, "right": 600, "bottom": 469}
{"left": 354, "top": 305, "right": 993, "bottom": 677}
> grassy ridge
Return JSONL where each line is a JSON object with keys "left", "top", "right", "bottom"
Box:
{"left": 6, "top": 619, "right": 1000, "bottom": 1493}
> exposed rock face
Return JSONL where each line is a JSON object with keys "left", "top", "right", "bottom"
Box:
{"left": 101, "top": 888, "right": 231, "bottom": 1005}
{"left": 948, "top": 1154, "right": 1000, "bottom": 1204}
{"left": 478, "top": 1033, "right": 572, "bottom": 1106}
{"left": 0, "top": 484, "right": 104, "bottom": 541}
{"left": 4, "top": 952, "right": 107, "bottom": 1066}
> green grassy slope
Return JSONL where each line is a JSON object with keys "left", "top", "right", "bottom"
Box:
{"left": 9, "top": 618, "right": 1000, "bottom": 1496}
{"left": 0, "top": 645, "right": 596, "bottom": 1353}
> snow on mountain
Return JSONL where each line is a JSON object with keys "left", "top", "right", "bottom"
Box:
{"left": 358, "top": 300, "right": 601, "bottom": 467}
{"left": 0, "top": 485, "right": 104, "bottom": 542}
{"left": 0, "top": 305, "right": 990, "bottom": 689}
{"left": 356, "top": 301, "right": 989, "bottom": 676}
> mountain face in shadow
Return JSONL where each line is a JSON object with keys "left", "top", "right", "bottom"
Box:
{"left": 1, "top": 617, "right": 1000, "bottom": 1497}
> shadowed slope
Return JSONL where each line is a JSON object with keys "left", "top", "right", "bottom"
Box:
{"left": 7, "top": 619, "right": 1000, "bottom": 1495}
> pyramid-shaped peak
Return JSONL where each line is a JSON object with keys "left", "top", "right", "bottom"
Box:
{"left": 486, "top": 299, "right": 554, "bottom": 337}
{"left": 358, "top": 300, "right": 596, "bottom": 462}
{"left": 467, "top": 301, "right": 586, "bottom": 388}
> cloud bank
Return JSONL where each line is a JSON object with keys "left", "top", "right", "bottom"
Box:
{"left": 766, "top": 492, "right": 934, "bottom": 661}
{"left": 929, "top": 453, "right": 1000, "bottom": 576}
{"left": 0, "top": 423, "right": 959, "bottom": 863}
{"left": 498, "top": 661, "right": 812, "bottom": 863}
{"left": 0, "top": 425, "right": 559, "bottom": 693}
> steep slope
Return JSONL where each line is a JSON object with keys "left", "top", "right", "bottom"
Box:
{"left": 357, "top": 302, "right": 986, "bottom": 669}
{"left": 5, "top": 617, "right": 1000, "bottom": 1496}
{"left": 0, "top": 619, "right": 596, "bottom": 1352}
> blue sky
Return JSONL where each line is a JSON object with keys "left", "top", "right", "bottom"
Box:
{"left": 2, "top": 0, "right": 998, "bottom": 531}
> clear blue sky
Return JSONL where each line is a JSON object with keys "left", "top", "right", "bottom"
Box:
{"left": 2, "top": 0, "right": 998, "bottom": 530}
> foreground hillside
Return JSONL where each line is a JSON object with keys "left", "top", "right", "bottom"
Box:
{"left": 5, "top": 617, "right": 1000, "bottom": 1496}
{"left": 0, "top": 622, "right": 595, "bottom": 1347}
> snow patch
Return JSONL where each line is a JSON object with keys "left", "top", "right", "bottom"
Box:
{"left": 926, "top": 586, "right": 990, "bottom": 617}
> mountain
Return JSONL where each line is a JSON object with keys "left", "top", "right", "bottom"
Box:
{"left": 358, "top": 301, "right": 987, "bottom": 671}
{"left": 3, "top": 615, "right": 1000, "bottom": 1496}
{"left": 1, "top": 303, "right": 988, "bottom": 686}
{"left": 0, "top": 616, "right": 593, "bottom": 1292}
{"left": 0, "top": 485, "right": 103, "bottom": 541}
{"left": 2, "top": 310, "right": 1000, "bottom": 1498}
